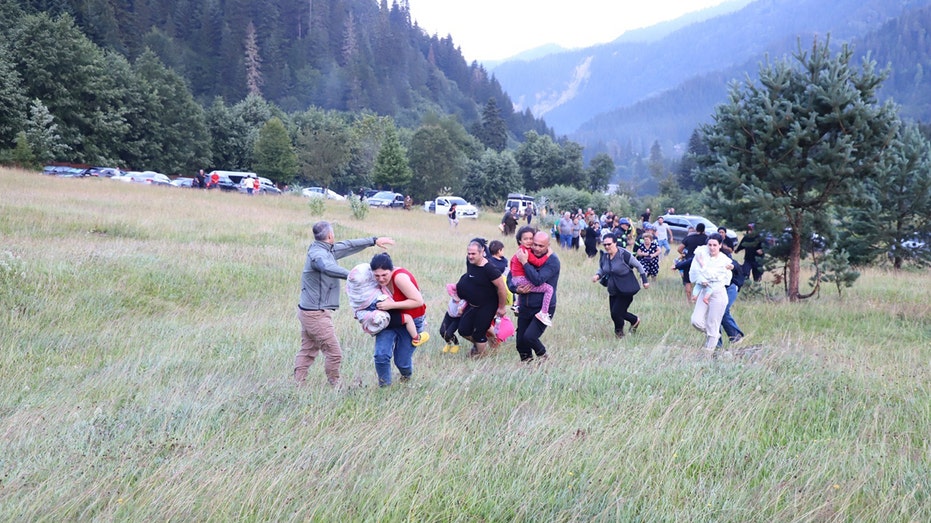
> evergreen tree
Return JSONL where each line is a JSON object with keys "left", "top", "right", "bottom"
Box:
{"left": 23, "top": 98, "right": 67, "bottom": 163}
{"left": 697, "top": 38, "right": 901, "bottom": 300}
{"left": 478, "top": 97, "right": 507, "bottom": 152}
{"left": 244, "top": 20, "right": 263, "bottom": 97}
{"left": 0, "top": 41, "right": 27, "bottom": 147}
{"left": 12, "top": 131, "right": 36, "bottom": 169}
{"left": 11, "top": 12, "right": 123, "bottom": 163}
{"left": 253, "top": 116, "right": 298, "bottom": 185}
{"left": 839, "top": 123, "right": 931, "bottom": 268}
{"left": 372, "top": 125, "right": 411, "bottom": 191}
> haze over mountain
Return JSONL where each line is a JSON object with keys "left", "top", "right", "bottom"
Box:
{"left": 490, "top": 0, "right": 931, "bottom": 157}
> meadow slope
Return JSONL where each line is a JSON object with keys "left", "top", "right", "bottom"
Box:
{"left": 1, "top": 168, "right": 929, "bottom": 521}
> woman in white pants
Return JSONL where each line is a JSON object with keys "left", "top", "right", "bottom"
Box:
{"left": 689, "top": 233, "right": 734, "bottom": 350}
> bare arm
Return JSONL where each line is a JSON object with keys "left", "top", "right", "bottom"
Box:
{"left": 375, "top": 272, "right": 424, "bottom": 311}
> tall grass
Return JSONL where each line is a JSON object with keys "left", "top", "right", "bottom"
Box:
{"left": 1, "top": 168, "right": 929, "bottom": 521}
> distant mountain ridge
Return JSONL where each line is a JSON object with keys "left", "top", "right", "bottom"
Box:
{"left": 491, "top": 0, "right": 931, "bottom": 156}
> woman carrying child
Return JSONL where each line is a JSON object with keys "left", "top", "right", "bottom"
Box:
{"left": 688, "top": 233, "right": 733, "bottom": 351}
{"left": 370, "top": 253, "right": 428, "bottom": 386}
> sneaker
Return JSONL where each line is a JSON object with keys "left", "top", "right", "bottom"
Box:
{"left": 442, "top": 343, "right": 451, "bottom": 353}
{"left": 730, "top": 334, "right": 744, "bottom": 345}
{"left": 509, "top": 304, "right": 519, "bottom": 314}
{"left": 399, "top": 374, "right": 411, "bottom": 383}
{"left": 615, "top": 330, "right": 625, "bottom": 339}
{"left": 630, "top": 318, "right": 641, "bottom": 334}
{"left": 412, "top": 332, "right": 430, "bottom": 347}
{"left": 534, "top": 311, "right": 553, "bottom": 326}
{"left": 449, "top": 344, "right": 460, "bottom": 354}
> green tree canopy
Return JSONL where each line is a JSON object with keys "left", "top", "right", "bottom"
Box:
{"left": 254, "top": 117, "right": 298, "bottom": 185}
{"left": 839, "top": 123, "right": 931, "bottom": 268}
{"left": 408, "top": 124, "right": 466, "bottom": 202}
{"left": 372, "top": 125, "right": 412, "bottom": 191}
{"left": 697, "top": 38, "right": 901, "bottom": 300}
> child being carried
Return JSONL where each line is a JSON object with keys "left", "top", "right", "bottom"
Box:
{"left": 509, "top": 244, "right": 554, "bottom": 326}
{"left": 347, "top": 263, "right": 429, "bottom": 345}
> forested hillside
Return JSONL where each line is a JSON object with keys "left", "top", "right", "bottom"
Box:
{"left": 18, "top": 0, "right": 541, "bottom": 131}
{"left": 0, "top": 0, "right": 551, "bottom": 173}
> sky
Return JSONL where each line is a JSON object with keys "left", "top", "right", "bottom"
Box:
{"left": 406, "top": 0, "right": 735, "bottom": 63}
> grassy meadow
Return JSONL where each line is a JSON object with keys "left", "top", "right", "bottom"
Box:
{"left": 1, "top": 167, "right": 930, "bottom": 521}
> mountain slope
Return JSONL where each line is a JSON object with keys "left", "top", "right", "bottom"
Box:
{"left": 572, "top": 3, "right": 931, "bottom": 158}
{"left": 493, "top": 0, "right": 931, "bottom": 135}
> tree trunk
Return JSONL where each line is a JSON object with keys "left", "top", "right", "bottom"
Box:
{"left": 788, "top": 229, "right": 802, "bottom": 301}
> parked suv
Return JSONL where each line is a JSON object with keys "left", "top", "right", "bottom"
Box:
{"left": 366, "top": 191, "right": 405, "bottom": 208}
{"left": 660, "top": 214, "right": 737, "bottom": 243}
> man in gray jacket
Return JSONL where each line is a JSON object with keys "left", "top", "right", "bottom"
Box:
{"left": 295, "top": 221, "right": 394, "bottom": 387}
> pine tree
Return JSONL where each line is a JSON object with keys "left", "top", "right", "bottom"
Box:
{"left": 372, "top": 125, "right": 411, "bottom": 191}
{"left": 244, "top": 21, "right": 263, "bottom": 97}
{"left": 479, "top": 97, "right": 507, "bottom": 152}
{"left": 12, "top": 131, "right": 36, "bottom": 169}
{"left": 23, "top": 98, "right": 68, "bottom": 163}
{"left": 839, "top": 123, "right": 931, "bottom": 268}
{"left": 697, "top": 38, "right": 901, "bottom": 300}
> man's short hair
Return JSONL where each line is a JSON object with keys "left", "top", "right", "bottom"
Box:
{"left": 312, "top": 221, "right": 333, "bottom": 241}
{"left": 696, "top": 223, "right": 706, "bottom": 233}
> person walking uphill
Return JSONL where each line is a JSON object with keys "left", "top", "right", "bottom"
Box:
{"left": 593, "top": 232, "right": 650, "bottom": 338}
{"left": 513, "top": 232, "right": 560, "bottom": 362}
{"left": 370, "top": 253, "right": 428, "bottom": 386}
{"left": 295, "top": 221, "right": 394, "bottom": 387}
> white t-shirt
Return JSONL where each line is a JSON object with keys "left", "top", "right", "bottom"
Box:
{"left": 653, "top": 221, "right": 669, "bottom": 241}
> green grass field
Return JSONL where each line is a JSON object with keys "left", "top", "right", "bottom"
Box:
{"left": 2, "top": 168, "right": 930, "bottom": 521}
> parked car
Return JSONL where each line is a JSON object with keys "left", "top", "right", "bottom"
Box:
{"left": 170, "top": 177, "right": 195, "bottom": 188}
{"left": 87, "top": 166, "right": 124, "bottom": 177}
{"left": 660, "top": 214, "right": 738, "bottom": 243}
{"left": 302, "top": 187, "right": 345, "bottom": 200}
{"left": 115, "top": 171, "right": 171, "bottom": 185}
{"left": 206, "top": 170, "right": 255, "bottom": 191}
{"left": 366, "top": 191, "right": 405, "bottom": 208}
{"left": 505, "top": 193, "right": 535, "bottom": 215}
{"left": 238, "top": 176, "right": 282, "bottom": 195}
{"left": 425, "top": 196, "right": 479, "bottom": 218}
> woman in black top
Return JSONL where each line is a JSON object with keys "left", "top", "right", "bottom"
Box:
{"left": 456, "top": 240, "right": 509, "bottom": 357}
{"left": 593, "top": 233, "right": 650, "bottom": 338}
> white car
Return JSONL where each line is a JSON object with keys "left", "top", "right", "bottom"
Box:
{"left": 302, "top": 187, "right": 346, "bottom": 200}
{"left": 113, "top": 171, "right": 171, "bottom": 186}
{"left": 427, "top": 196, "right": 479, "bottom": 218}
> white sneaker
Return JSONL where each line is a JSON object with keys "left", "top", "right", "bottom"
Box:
{"left": 534, "top": 311, "right": 553, "bottom": 326}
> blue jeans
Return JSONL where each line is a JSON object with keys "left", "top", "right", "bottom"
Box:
{"left": 374, "top": 315, "right": 423, "bottom": 386}
{"left": 657, "top": 239, "right": 670, "bottom": 256}
{"left": 559, "top": 233, "right": 572, "bottom": 249}
{"left": 717, "top": 285, "right": 744, "bottom": 347}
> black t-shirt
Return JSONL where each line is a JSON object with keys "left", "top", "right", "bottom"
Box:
{"left": 456, "top": 262, "right": 502, "bottom": 307}
{"left": 681, "top": 233, "right": 708, "bottom": 257}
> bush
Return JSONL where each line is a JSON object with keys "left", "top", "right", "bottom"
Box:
{"left": 307, "top": 196, "right": 325, "bottom": 216}
{"left": 348, "top": 194, "right": 369, "bottom": 220}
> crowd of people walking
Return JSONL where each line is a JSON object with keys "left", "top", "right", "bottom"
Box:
{"left": 293, "top": 206, "right": 762, "bottom": 387}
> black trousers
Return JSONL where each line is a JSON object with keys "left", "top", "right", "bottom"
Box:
{"left": 458, "top": 302, "right": 497, "bottom": 344}
{"left": 609, "top": 292, "right": 638, "bottom": 333}
{"left": 516, "top": 306, "right": 551, "bottom": 361}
